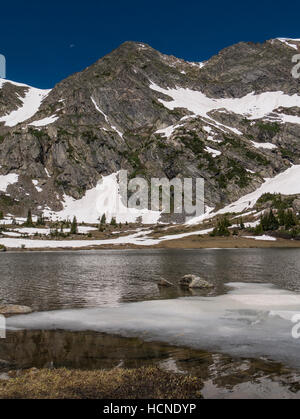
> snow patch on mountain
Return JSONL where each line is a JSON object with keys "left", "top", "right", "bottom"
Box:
{"left": 188, "top": 165, "right": 300, "bottom": 224}
{"left": 0, "top": 173, "right": 19, "bottom": 191}
{"left": 91, "top": 97, "right": 123, "bottom": 139}
{"left": 29, "top": 115, "right": 59, "bottom": 127}
{"left": 32, "top": 180, "right": 43, "bottom": 193}
{"left": 155, "top": 120, "right": 185, "bottom": 138}
{"left": 188, "top": 61, "right": 206, "bottom": 69}
{"left": 149, "top": 81, "right": 300, "bottom": 124}
{"left": 277, "top": 38, "right": 300, "bottom": 50}
{"left": 44, "top": 172, "right": 161, "bottom": 224}
{"left": 244, "top": 235, "right": 277, "bottom": 241}
{"left": 205, "top": 146, "right": 221, "bottom": 157}
{"left": 250, "top": 141, "right": 278, "bottom": 150}
{"left": 0, "top": 79, "right": 51, "bottom": 127}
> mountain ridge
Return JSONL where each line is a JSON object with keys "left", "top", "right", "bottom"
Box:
{"left": 0, "top": 38, "right": 300, "bottom": 223}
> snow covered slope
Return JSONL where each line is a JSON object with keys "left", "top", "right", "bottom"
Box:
{"left": 0, "top": 79, "right": 51, "bottom": 126}
{"left": 188, "top": 165, "right": 300, "bottom": 224}
{"left": 150, "top": 81, "right": 300, "bottom": 125}
{"left": 44, "top": 173, "right": 161, "bottom": 224}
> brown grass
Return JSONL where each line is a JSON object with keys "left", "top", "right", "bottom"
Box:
{"left": 0, "top": 367, "right": 203, "bottom": 399}
{"left": 153, "top": 235, "right": 300, "bottom": 249}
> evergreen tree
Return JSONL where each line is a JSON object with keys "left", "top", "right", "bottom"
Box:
{"left": 261, "top": 209, "right": 279, "bottom": 231}
{"left": 239, "top": 217, "right": 245, "bottom": 229}
{"left": 223, "top": 216, "right": 231, "bottom": 228}
{"left": 254, "top": 222, "right": 264, "bottom": 235}
{"left": 284, "top": 209, "right": 297, "bottom": 230}
{"left": 0, "top": 210, "right": 3, "bottom": 220}
{"left": 278, "top": 208, "right": 285, "bottom": 226}
{"left": 70, "top": 216, "right": 78, "bottom": 234}
{"left": 110, "top": 216, "right": 117, "bottom": 227}
{"left": 211, "top": 216, "right": 231, "bottom": 237}
{"left": 98, "top": 214, "right": 107, "bottom": 231}
{"left": 36, "top": 214, "right": 45, "bottom": 226}
{"left": 25, "top": 209, "right": 33, "bottom": 226}
{"left": 268, "top": 209, "right": 279, "bottom": 230}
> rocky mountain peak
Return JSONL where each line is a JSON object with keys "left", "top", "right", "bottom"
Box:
{"left": 0, "top": 39, "right": 300, "bottom": 222}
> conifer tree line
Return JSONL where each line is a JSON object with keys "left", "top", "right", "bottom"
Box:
{"left": 254, "top": 208, "right": 298, "bottom": 235}
{"left": 210, "top": 207, "right": 299, "bottom": 238}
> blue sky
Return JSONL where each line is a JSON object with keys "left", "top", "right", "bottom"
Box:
{"left": 1, "top": 0, "right": 300, "bottom": 88}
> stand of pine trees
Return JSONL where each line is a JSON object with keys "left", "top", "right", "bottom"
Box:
{"left": 70, "top": 216, "right": 78, "bottom": 234}
{"left": 210, "top": 216, "right": 231, "bottom": 237}
{"left": 255, "top": 208, "right": 299, "bottom": 235}
{"left": 24, "top": 209, "right": 34, "bottom": 227}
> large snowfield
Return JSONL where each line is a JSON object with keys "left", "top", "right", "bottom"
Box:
{"left": 150, "top": 81, "right": 300, "bottom": 125}
{"left": 44, "top": 172, "right": 161, "bottom": 224}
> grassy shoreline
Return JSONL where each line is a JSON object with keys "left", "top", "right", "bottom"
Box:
{"left": 0, "top": 366, "right": 203, "bottom": 399}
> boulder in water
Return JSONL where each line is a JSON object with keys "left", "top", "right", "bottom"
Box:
{"left": 0, "top": 305, "right": 32, "bottom": 315}
{"left": 179, "top": 274, "right": 213, "bottom": 289}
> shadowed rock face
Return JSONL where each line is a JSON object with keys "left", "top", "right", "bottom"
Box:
{"left": 0, "top": 40, "right": 300, "bottom": 218}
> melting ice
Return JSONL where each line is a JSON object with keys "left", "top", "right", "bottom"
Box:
{"left": 6, "top": 282, "right": 300, "bottom": 368}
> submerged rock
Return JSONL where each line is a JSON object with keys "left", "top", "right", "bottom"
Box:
{"left": 157, "top": 278, "right": 174, "bottom": 287}
{"left": 0, "top": 305, "right": 32, "bottom": 315}
{"left": 179, "top": 274, "right": 213, "bottom": 289}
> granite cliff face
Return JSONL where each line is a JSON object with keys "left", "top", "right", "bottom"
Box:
{"left": 0, "top": 39, "right": 299, "bottom": 220}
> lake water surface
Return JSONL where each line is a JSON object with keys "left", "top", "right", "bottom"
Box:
{"left": 1, "top": 248, "right": 300, "bottom": 398}
{"left": 1, "top": 248, "right": 300, "bottom": 310}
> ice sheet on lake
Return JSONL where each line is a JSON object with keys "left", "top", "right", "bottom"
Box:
{"left": 6, "top": 282, "right": 300, "bottom": 368}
